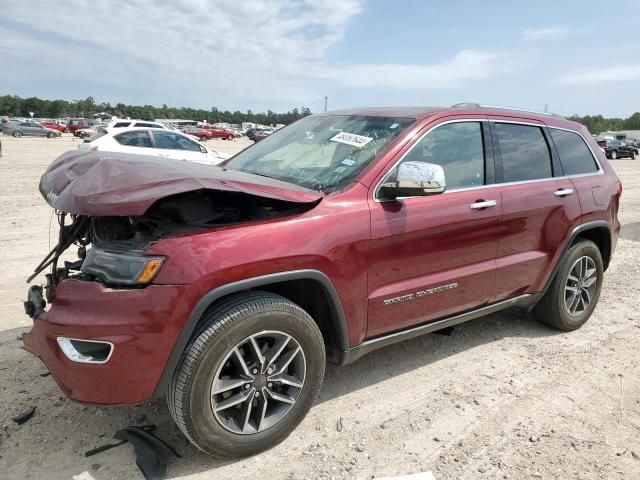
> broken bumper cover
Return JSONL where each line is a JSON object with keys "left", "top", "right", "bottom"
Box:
{"left": 22, "top": 279, "right": 198, "bottom": 404}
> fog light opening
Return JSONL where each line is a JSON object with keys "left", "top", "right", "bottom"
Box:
{"left": 57, "top": 337, "right": 113, "bottom": 364}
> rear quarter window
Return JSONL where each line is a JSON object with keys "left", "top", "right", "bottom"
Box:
{"left": 495, "top": 123, "right": 552, "bottom": 182}
{"left": 549, "top": 129, "right": 599, "bottom": 175}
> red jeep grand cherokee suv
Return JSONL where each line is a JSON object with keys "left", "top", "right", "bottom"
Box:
{"left": 23, "top": 105, "right": 621, "bottom": 458}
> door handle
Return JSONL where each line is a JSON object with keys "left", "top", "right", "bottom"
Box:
{"left": 554, "top": 188, "right": 574, "bottom": 197}
{"left": 469, "top": 200, "right": 497, "bottom": 210}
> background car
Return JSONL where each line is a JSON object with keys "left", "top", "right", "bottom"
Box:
{"left": 104, "top": 119, "right": 169, "bottom": 133}
{"left": 77, "top": 127, "right": 229, "bottom": 164}
{"left": 180, "top": 126, "right": 215, "bottom": 141}
{"left": 202, "top": 125, "right": 238, "bottom": 140}
{"left": 597, "top": 139, "right": 638, "bottom": 159}
{"left": 38, "top": 121, "right": 66, "bottom": 133}
{"left": 76, "top": 123, "right": 109, "bottom": 139}
{"left": 248, "top": 127, "right": 274, "bottom": 142}
{"left": 3, "top": 121, "right": 61, "bottom": 138}
{"left": 66, "top": 118, "right": 97, "bottom": 135}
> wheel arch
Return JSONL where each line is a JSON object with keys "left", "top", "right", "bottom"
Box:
{"left": 153, "top": 269, "right": 349, "bottom": 398}
{"left": 572, "top": 223, "right": 612, "bottom": 270}
{"left": 539, "top": 220, "right": 612, "bottom": 300}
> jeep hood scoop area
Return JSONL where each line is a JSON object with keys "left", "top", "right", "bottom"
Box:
{"left": 40, "top": 150, "right": 323, "bottom": 216}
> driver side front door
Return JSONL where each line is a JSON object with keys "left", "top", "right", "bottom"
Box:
{"left": 366, "top": 119, "right": 501, "bottom": 338}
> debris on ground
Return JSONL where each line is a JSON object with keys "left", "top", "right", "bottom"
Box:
{"left": 86, "top": 425, "right": 180, "bottom": 480}
{"left": 12, "top": 406, "right": 36, "bottom": 425}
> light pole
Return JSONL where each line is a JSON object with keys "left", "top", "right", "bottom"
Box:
{"left": 324, "top": 96, "right": 328, "bottom": 112}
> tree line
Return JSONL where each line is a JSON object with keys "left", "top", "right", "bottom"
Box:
{"left": 0, "top": 95, "right": 312, "bottom": 126}
{"left": 3, "top": 95, "right": 640, "bottom": 134}
{"left": 566, "top": 113, "right": 640, "bottom": 134}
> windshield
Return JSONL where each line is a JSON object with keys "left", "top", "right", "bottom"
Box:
{"left": 225, "top": 115, "right": 414, "bottom": 191}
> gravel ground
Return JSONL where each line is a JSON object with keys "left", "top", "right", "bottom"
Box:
{"left": 0, "top": 134, "right": 639, "bottom": 480}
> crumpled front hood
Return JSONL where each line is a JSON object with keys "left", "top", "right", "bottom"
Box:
{"left": 40, "top": 150, "right": 323, "bottom": 216}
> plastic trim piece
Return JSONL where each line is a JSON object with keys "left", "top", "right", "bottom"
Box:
{"left": 329, "top": 293, "right": 538, "bottom": 366}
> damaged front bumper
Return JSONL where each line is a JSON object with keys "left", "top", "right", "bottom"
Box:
{"left": 22, "top": 279, "right": 199, "bottom": 404}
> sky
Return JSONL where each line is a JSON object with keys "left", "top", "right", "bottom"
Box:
{"left": 1, "top": 0, "right": 639, "bottom": 117}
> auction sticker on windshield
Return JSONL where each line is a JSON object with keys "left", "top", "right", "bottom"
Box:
{"left": 330, "top": 131, "right": 373, "bottom": 148}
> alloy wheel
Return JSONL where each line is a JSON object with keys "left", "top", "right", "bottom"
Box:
{"left": 210, "top": 330, "right": 306, "bottom": 435}
{"left": 564, "top": 256, "right": 597, "bottom": 317}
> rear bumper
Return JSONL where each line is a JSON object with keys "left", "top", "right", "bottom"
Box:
{"left": 23, "top": 279, "right": 199, "bottom": 404}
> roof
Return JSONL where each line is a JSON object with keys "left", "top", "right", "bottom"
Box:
{"left": 321, "top": 105, "right": 581, "bottom": 131}
{"left": 321, "top": 107, "right": 446, "bottom": 119}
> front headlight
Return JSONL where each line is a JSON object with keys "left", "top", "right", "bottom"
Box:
{"left": 81, "top": 248, "right": 165, "bottom": 285}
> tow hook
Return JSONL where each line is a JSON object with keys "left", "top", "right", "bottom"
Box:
{"left": 24, "top": 286, "right": 46, "bottom": 319}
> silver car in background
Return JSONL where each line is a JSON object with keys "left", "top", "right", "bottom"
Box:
{"left": 2, "top": 121, "right": 62, "bottom": 138}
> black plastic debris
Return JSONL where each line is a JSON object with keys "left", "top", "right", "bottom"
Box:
{"left": 40, "top": 372, "right": 51, "bottom": 377}
{"left": 85, "top": 439, "right": 128, "bottom": 457}
{"left": 86, "top": 425, "right": 180, "bottom": 480}
{"left": 12, "top": 406, "right": 36, "bottom": 425}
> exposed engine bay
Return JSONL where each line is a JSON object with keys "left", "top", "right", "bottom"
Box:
{"left": 26, "top": 189, "right": 317, "bottom": 302}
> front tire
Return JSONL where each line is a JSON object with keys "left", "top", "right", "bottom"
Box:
{"left": 611, "top": 150, "right": 618, "bottom": 159}
{"left": 534, "top": 240, "right": 603, "bottom": 331}
{"left": 13, "top": 130, "right": 22, "bottom": 137}
{"left": 47, "top": 131, "right": 55, "bottom": 138}
{"left": 631, "top": 151, "right": 637, "bottom": 160}
{"left": 168, "top": 292, "right": 325, "bottom": 458}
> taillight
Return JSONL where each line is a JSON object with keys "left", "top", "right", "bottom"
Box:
{"left": 616, "top": 180, "right": 623, "bottom": 199}
{"left": 89, "top": 146, "right": 98, "bottom": 152}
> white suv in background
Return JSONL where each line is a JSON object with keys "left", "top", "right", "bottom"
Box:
{"left": 105, "top": 119, "right": 169, "bottom": 131}
{"left": 78, "top": 128, "right": 230, "bottom": 164}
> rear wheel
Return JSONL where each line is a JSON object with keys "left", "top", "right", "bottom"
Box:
{"left": 200, "top": 136, "right": 208, "bottom": 142}
{"left": 13, "top": 130, "right": 22, "bottom": 138}
{"left": 168, "top": 292, "right": 325, "bottom": 458}
{"left": 227, "top": 134, "right": 234, "bottom": 140}
{"left": 631, "top": 151, "right": 637, "bottom": 160}
{"left": 47, "top": 131, "right": 55, "bottom": 138}
{"left": 534, "top": 239, "right": 603, "bottom": 331}
{"left": 610, "top": 150, "right": 618, "bottom": 159}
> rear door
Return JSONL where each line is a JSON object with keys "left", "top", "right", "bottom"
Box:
{"left": 489, "top": 119, "right": 581, "bottom": 301}
{"left": 367, "top": 119, "right": 501, "bottom": 337}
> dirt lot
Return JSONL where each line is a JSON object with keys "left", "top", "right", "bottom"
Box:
{"left": 0, "top": 134, "right": 639, "bottom": 480}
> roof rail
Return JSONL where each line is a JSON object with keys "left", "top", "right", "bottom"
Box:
{"left": 450, "top": 103, "right": 564, "bottom": 118}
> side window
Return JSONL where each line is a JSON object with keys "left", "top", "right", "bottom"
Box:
{"left": 495, "top": 123, "right": 552, "bottom": 182}
{"left": 136, "top": 122, "right": 159, "bottom": 128}
{"left": 549, "top": 129, "right": 599, "bottom": 175}
{"left": 153, "top": 131, "right": 200, "bottom": 151}
{"left": 113, "top": 122, "right": 131, "bottom": 128}
{"left": 394, "top": 122, "right": 485, "bottom": 190}
{"left": 114, "top": 131, "right": 152, "bottom": 147}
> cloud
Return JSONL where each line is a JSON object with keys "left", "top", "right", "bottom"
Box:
{"left": 0, "top": 1, "right": 516, "bottom": 110}
{"left": 0, "top": 0, "right": 363, "bottom": 110}
{"left": 314, "top": 50, "right": 517, "bottom": 89}
{"left": 523, "top": 27, "right": 569, "bottom": 41}
{"left": 558, "top": 65, "right": 640, "bottom": 85}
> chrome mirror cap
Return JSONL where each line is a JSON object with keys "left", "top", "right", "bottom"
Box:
{"left": 379, "top": 161, "right": 446, "bottom": 200}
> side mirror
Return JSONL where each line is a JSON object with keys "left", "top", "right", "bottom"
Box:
{"left": 379, "top": 161, "right": 446, "bottom": 200}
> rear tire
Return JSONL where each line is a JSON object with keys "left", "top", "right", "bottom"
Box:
{"left": 168, "top": 292, "right": 325, "bottom": 458}
{"left": 631, "top": 151, "right": 637, "bottom": 160}
{"left": 47, "top": 132, "right": 55, "bottom": 138}
{"left": 13, "top": 130, "right": 22, "bottom": 138}
{"left": 611, "top": 150, "right": 618, "bottom": 159}
{"left": 534, "top": 240, "right": 603, "bottom": 331}
{"left": 227, "top": 135, "right": 234, "bottom": 140}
